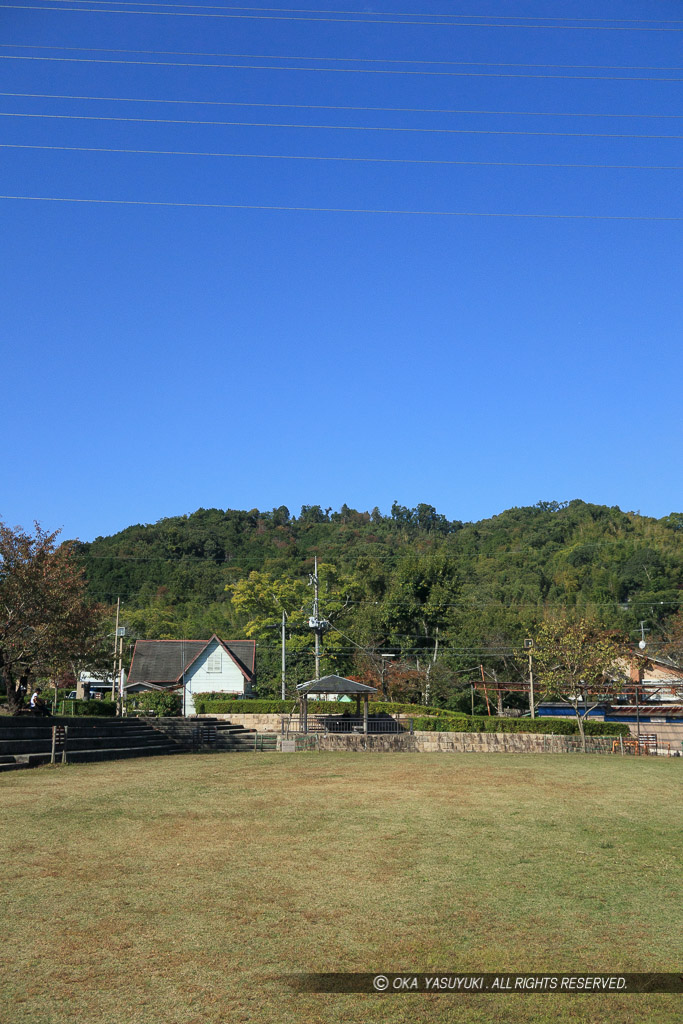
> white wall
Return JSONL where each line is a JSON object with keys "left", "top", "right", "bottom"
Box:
{"left": 184, "top": 640, "right": 250, "bottom": 715}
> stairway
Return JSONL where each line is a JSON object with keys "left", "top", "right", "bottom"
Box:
{"left": 0, "top": 717, "right": 184, "bottom": 772}
{"left": 151, "top": 717, "right": 278, "bottom": 752}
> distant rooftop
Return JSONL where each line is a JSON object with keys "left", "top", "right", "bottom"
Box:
{"left": 297, "top": 675, "right": 378, "bottom": 696}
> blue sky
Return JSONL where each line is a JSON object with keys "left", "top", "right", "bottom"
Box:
{"left": 2, "top": 1, "right": 682, "bottom": 540}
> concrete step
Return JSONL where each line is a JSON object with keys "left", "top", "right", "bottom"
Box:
{"left": 24, "top": 743, "right": 184, "bottom": 766}
{"left": 0, "top": 760, "right": 30, "bottom": 773}
{"left": 0, "top": 716, "right": 186, "bottom": 769}
{"left": 0, "top": 725, "right": 164, "bottom": 740}
{"left": 0, "top": 734, "right": 178, "bottom": 756}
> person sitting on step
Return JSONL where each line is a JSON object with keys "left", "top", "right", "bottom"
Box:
{"left": 29, "top": 689, "right": 51, "bottom": 717}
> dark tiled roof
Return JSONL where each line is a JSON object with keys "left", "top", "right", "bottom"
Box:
{"left": 128, "top": 636, "right": 254, "bottom": 685}
{"left": 223, "top": 640, "right": 256, "bottom": 675}
{"left": 297, "top": 675, "right": 378, "bottom": 695}
{"left": 129, "top": 640, "right": 206, "bottom": 684}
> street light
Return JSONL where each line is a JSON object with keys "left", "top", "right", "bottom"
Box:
{"left": 380, "top": 654, "right": 395, "bottom": 700}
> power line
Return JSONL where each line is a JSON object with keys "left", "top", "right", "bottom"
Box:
{"left": 3, "top": 195, "right": 681, "bottom": 220}
{"left": 7, "top": 143, "right": 680, "bottom": 172}
{"left": 31, "top": 1, "right": 683, "bottom": 26}
{"left": 3, "top": 53, "right": 682, "bottom": 81}
{"left": 5, "top": 2, "right": 683, "bottom": 29}
{"left": 4, "top": 111, "right": 682, "bottom": 140}
{"left": 4, "top": 44, "right": 682, "bottom": 76}
{"left": 4, "top": 89, "right": 683, "bottom": 118}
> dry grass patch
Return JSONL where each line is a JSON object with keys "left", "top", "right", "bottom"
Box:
{"left": 0, "top": 752, "right": 680, "bottom": 1024}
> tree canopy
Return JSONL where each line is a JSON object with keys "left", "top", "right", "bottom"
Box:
{"left": 67, "top": 499, "right": 682, "bottom": 702}
{"left": 0, "top": 522, "right": 106, "bottom": 714}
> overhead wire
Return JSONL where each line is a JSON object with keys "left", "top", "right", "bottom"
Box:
{"left": 3, "top": 196, "right": 682, "bottom": 220}
{"left": 3, "top": 89, "right": 683, "bottom": 119}
{"left": 29, "top": 2, "right": 683, "bottom": 26}
{"left": 3, "top": 44, "right": 682, "bottom": 75}
{"left": 7, "top": 143, "right": 680, "bottom": 171}
{"left": 5, "top": 2, "right": 683, "bottom": 29}
{"left": 3, "top": 53, "right": 682, "bottom": 81}
{"left": 4, "top": 110, "right": 682, "bottom": 139}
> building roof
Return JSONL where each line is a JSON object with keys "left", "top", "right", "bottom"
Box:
{"left": 296, "top": 675, "right": 378, "bottom": 696}
{"left": 128, "top": 635, "right": 255, "bottom": 685}
{"left": 606, "top": 705, "right": 683, "bottom": 719}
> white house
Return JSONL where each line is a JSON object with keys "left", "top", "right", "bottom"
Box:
{"left": 126, "top": 635, "right": 255, "bottom": 716}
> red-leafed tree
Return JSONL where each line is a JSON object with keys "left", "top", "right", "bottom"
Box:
{"left": 0, "top": 521, "right": 105, "bottom": 714}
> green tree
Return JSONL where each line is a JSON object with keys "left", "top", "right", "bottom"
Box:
{"left": 532, "top": 617, "right": 628, "bottom": 751}
{"left": 0, "top": 522, "right": 105, "bottom": 714}
{"left": 225, "top": 564, "right": 362, "bottom": 694}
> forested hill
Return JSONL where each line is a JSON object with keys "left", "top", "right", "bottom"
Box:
{"left": 75, "top": 500, "right": 682, "bottom": 645}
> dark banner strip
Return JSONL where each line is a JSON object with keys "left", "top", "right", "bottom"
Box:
{"left": 286, "top": 973, "right": 683, "bottom": 994}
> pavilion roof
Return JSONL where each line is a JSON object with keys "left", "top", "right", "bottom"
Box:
{"left": 296, "top": 675, "right": 378, "bottom": 696}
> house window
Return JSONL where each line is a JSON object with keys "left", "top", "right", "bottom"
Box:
{"left": 207, "top": 650, "right": 222, "bottom": 673}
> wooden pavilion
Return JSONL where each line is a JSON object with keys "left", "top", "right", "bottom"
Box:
{"left": 295, "top": 675, "right": 379, "bottom": 734}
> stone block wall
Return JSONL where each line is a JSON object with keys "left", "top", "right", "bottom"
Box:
{"left": 198, "top": 713, "right": 284, "bottom": 732}
{"left": 279, "top": 731, "right": 616, "bottom": 755}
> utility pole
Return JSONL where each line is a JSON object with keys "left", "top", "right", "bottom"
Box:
{"left": 525, "top": 638, "right": 535, "bottom": 718}
{"left": 380, "top": 653, "right": 395, "bottom": 700}
{"left": 309, "top": 555, "right": 322, "bottom": 680}
{"left": 181, "top": 640, "right": 186, "bottom": 717}
{"left": 635, "top": 683, "right": 641, "bottom": 742}
{"left": 111, "top": 597, "right": 120, "bottom": 701}
{"left": 115, "top": 625, "right": 125, "bottom": 716}
{"left": 281, "top": 609, "right": 286, "bottom": 700}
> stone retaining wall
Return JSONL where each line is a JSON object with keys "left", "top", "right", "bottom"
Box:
{"left": 197, "top": 713, "right": 283, "bottom": 732}
{"left": 280, "top": 731, "right": 617, "bottom": 755}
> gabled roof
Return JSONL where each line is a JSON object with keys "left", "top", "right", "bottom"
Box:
{"left": 128, "top": 635, "right": 255, "bottom": 685}
{"left": 297, "top": 675, "right": 378, "bottom": 696}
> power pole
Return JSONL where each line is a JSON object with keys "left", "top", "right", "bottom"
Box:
{"left": 281, "top": 609, "right": 286, "bottom": 700}
{"left": 111, "top": 597, "right": 120, "bottom": 701}
{"left": 380, "top": 653, "right": 395, "bottom": 700}
{"left": 308, "top": 556, "right": 326, "bottom": 681}
{"left": 115, "top": 626, "right": 125, "bottom": 716}
{"left": 313, "top": 556, "right": 320, "bottom": 680}
{"left": 524, "top": 638, "right": 535, "bottom": 718}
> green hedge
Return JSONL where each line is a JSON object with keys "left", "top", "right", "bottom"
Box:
{"left": 412, "top": 715, "right": 629, "bottom": 736}
{"left": 192, "top": 698, "right": 630, "bottom": 738}
{"left": 126, "top": 691, "right": 182, "bottom": 717}
{"left": 57, "top": 699, "right": 116, "bottom": 717}
{"left": 194, "top": 698, "right": 467, "bottom": 717}
{"left": 196, "top": 698, "right": 339, "bottom": 715}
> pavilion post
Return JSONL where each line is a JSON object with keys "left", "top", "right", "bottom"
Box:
{"left": 355, "top": 695, "right": 360, "bottom": 717}
{"left": 363, "top": 695, "right": 368, "bottom": 734}
{"left": 303, "top": 695, "right": 308, "bottom": 734}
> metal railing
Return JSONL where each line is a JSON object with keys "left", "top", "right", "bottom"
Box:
{"left": 281, "top": 715, "right": 412, "bottom": 736}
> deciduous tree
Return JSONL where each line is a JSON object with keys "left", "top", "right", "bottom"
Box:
{"left": 0, "top": 521, "right": 104, "bottom": 714}
{"left": 532, "top": 617, "right": 628, "bottom": 751}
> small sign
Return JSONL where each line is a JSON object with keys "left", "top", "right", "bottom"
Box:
{"left": 281, "top": 740, "right": 296, "bottom": 753}
{"left": 116, "top": 627, "right": 126, "bottom": 637}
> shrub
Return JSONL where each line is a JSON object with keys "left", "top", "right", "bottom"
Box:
{"left": 127, "top": 691, "right": 182, "bottom": 717}
{"left": 58, "top": 699, "right": 116, "bottom": 717}
{"left": 191, "top": 698, "right": 630, "bottom": 737}
{"left": 412, "top": 715, "right": 629, "bottom": 737}
{"left": 194, "top": 698, "right": 470, "bottom": 717}
{"left": 413, "top": 716, "right": 468, "bottom": 732}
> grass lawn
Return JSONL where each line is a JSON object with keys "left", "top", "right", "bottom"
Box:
{"left": 1, "top": 753, "right": 680, "bottom": 1024}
